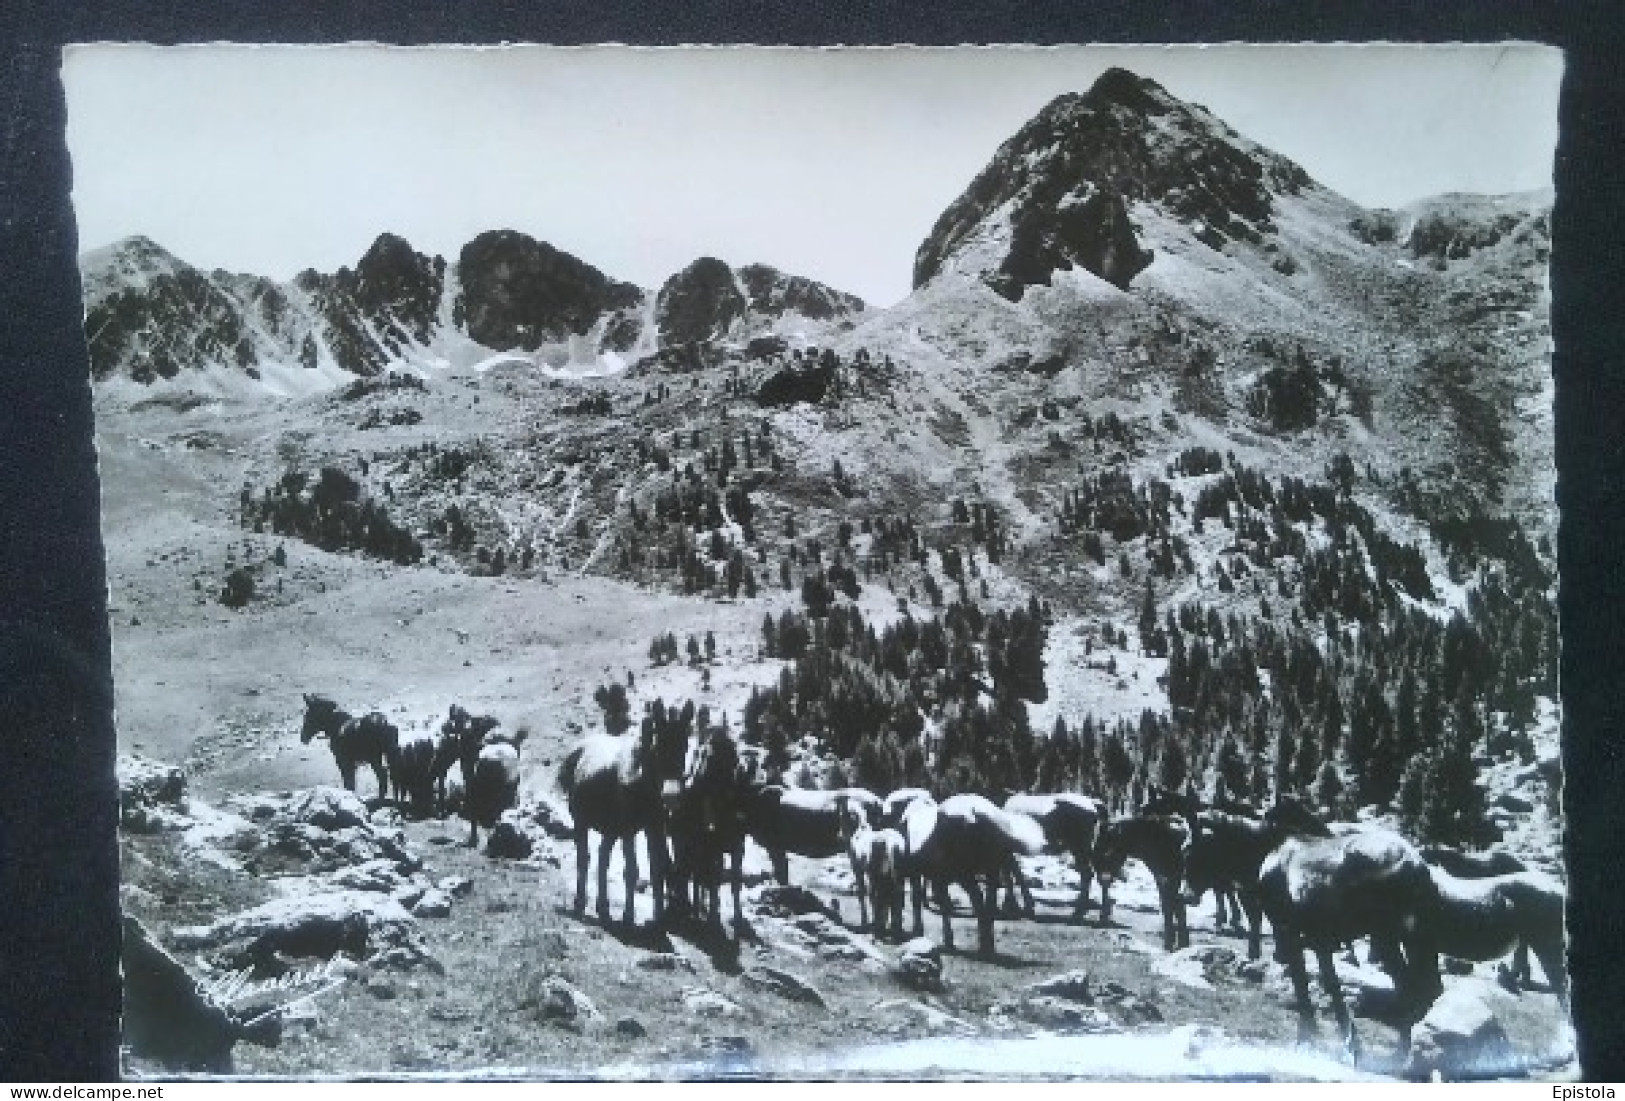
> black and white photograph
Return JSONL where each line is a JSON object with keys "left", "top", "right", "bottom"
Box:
{"left": 66, "top": 42, "right": 1571, "bottom": 1080}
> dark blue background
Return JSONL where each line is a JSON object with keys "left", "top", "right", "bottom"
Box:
{"left": 0, "top": 2, "right": 1617, "bottom": 1081}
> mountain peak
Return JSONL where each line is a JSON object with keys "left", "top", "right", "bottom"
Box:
{"left": 913, "top": 68, "right": 1317, "bottom": 301}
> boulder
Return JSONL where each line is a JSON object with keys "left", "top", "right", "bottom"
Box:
{"left": 996, "top": 994, "right": 1116, "bottom": 1033}
{"left": 682, "top": 987, "right": 745, "bottom": 1020}
{"left": 171, "top": 891, "right": 433, "bottom": 972}
{"left": 412, "top": 889, "right": 453, "bottom": 919}
{"left": 437, "top": 876, "right": 474, "bottom": 899}
{"left": 894, "top": 937, "right": 944, "bottom": 992}
{"left": 118, "top": 755, "right": 193, "bottom": 833}
{"left": 326, "top": 859, "right": 408, "bottom": 895}
{"left": 1028, "top": 970, "right": 1094, "bottom": 1003}
{"left": 741, "top": 966, "right": 826, "bottom": 1008}
{"left": 118, "top": 755, "right": 188, "bottom": 808}
{"left": 282, "top": 788, "right": 371, "bottom": 832}
{"left": 635, "top": 952, "right": 696, "bottom": 974}
{"left": 1408, "top": 980, "right": 1515, "bottom": 1080}
{"left": 530, "top": 977, "right": 603, "bottom": 1033}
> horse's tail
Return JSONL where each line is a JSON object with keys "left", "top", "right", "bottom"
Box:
{"left": 556, "top": 745, "right": 586, "bottom": 795}
{"left": 991, "top": 806, "right": 1047, "bottom": 857}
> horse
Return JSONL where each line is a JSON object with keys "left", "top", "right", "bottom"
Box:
{"left": 299, "top": 694, "right": 397, "bottom": 801}
{"left": 999, "top": 792, "right": 1105, "bottom": 920}
{"left": 433, "top": 705, "right": 502, "bottom": 817}
{"left": 557, "top": 700, "right": 694, "bottom": 928}
{"left": 667, "top": 723, "right": 750, "bottom": 928}
{"left": 1178, "top": 797, "right": 1352, "bottom": 962}
{"left": 742, "top": 784, "right": 882, "bottom": 886}
{"left": 1257, "top": 826, "right": 1444, "bottom": 1064}
{"left": 1424, "top": 865, "right": 1567, "bottom": 1009}
{"left": 465, "top": 726, "right": 527, "bottom": 848}
{"left": 898, "top": 793, "right": 1046, "bottom": 957}
{"left": 1142, "top": 784, "right": 1253, "bottom": 931}
{"left": 1093, "top": 813, "right": 1192, "bottom": 951}
{"left": 388, "top": 727, "right": 445, "bottom": 819}
{"left": 838, "top": 799, "right": 907, "bottom": 940}
{"left": 880, "top": 787, "right": 933, "bottom": 830}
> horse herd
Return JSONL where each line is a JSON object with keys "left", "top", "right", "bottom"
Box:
{"left": 298, "top": 696, "right": 1567, "bottom": 1066}
{"left": 299, "top": 695, "right": 525, "bottom": 847}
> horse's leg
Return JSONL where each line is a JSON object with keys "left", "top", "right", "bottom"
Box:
{"left": 729, "top": 844, "right": 745, "bottom": 927}
{"left": 910, "top": 874, "right": 925, "bottom": 937}
{"left": 373, "top": 758, "right": 390, "bottom": 803}
{"left": 1282, "top": 932, "right": 1316, "bottom": 1048}
{"left": 1530, "top": 936, "right": 1568, "bottom": 1012}
{"left": 622, "top": 833, "right": 641, "bottom": 928}
{"left": 853, "top": 865, "right": 871, "bottom": 932}
{"left": 934, "top": 878, "right": 955, "bottom": 950}
{"left": 1016, "top": 860, "right": 1036, "bottom": 919}
{"left": 1240, "top": 891, "right": 1265, "bottom": 961}
{"left": 970, "top": 876, "right": 996, "bottom": 958}
{"left": 772, "top": 849, "right": 790, "bottom": 887}
{"left": 1157, "top": 879, "right": 1176, "bottom": 951}
{"left": 573, "top": 831, "right": 590, "bottom": 917}
{"left": 1072, "top": 848, "right": 1093, "bottom": 921}
{"left": 596, "top": 833, "right": 615, "bottom": 924}
{"left": 339, "top": 758, "right": 357, "bottom": 793}
{"left": 1315, "top": 947, "right": 1361, "bottom": 1065}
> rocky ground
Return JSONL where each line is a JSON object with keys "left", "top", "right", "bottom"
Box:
{"left": 117, "top": 751, "right": 1574, "bottom": 1082}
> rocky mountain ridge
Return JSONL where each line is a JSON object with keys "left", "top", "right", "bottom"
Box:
{"left": 81, "top": 231, "right": 866, "bottom": 388}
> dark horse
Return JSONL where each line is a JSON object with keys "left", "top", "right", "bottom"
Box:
{"left": 898, "top": 793, "right": 1047, "bottom": 957}
{"left": 465, "top": 726, "right": 528, "bottom": 848}
{"left": 667, "top": 722, "right": 750, "bottom": 928}
{"left": 299, "top": 695, "right": 397, "bottom": 800}
{"left": 557, "top": 700, "right": 693, "bottom": 929}
{"left": 999, "top": 792, "right": 1105, "bottom": 920}
{"left": 1141, "top": 784, "right": 1254, "bottom": 932}
{"left": 432, "top": 704, "right": 503, "bottom": 817}
{"left": 742, "top": 784, "right": 883, "bottom": 886}
{"left": 1425, "top": 864, "right": 1567, "bottom": 1010}
{"left": 1093, "top": 813, "right": 1192, "bottom": 951}
{"left": 1257, "top": 824, "right": 1444, "bottom": 1064}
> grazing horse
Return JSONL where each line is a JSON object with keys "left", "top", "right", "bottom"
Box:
{"left": 433, "top": 705, "right": 503, "bottom": 817}
{"left": 898, "top": 793, "right": 1046, "bottom": 957}
{"left": 742, "top": 784, "right": 882, "bottom": 886}
{"left": 1257, "top": 827, "right": 1444, "bottom": 1064}
{"left": 667, "top": 724, "right": 750, "bottom": 927}
{"left": 1093, "top": 813, "right": 1192, "bottom": 951}
{"left": 999, "top": 792, "right": 1105, "bottom": 920}
{"left": 1425, "top": 865, "right": 1567, "bottom": 1009}
{"left": 558, "top": 700, "right": 694, "bottom": 928}
{"left": 838, "top": 800, "right": 907, "bottom": 940}
{"left": 465, "top": 726, "right": 527, "bottom": 848}
{"left": 299, "top": 695, "right": 397, "bottom": 800}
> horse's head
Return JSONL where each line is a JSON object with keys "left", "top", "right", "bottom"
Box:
{"left": 1093, "top": 819, "right": 1132, "bottom": 887}
{"left": 300, "top": 694, "right": 337, "bottom": 743}
{"left": 1265, "top": 795, "right": 1333, "bottom": 838}
{"left": 833, "top": 792, "right": 870, "bottom": 843}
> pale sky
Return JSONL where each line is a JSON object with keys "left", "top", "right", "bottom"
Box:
{"left": 62, "top": 43, "right": 1563, "bottom": 308}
